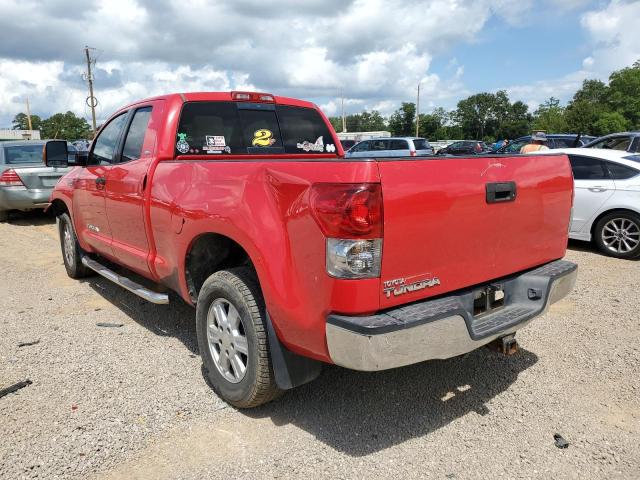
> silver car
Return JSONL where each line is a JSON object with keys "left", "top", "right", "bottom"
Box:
{"left": 0, "top": 141, "right": 73, "bottom": 222}
{"left": 345, "top": 137, "right": 434, "bottom": 158}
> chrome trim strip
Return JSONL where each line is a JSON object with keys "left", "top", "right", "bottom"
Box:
{"left": 81, "top": 256, "right": 169, "bottom": 305}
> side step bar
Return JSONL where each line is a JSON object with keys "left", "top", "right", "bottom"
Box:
{"left": 81, "top": 256, "right": 169, "bottom": 305}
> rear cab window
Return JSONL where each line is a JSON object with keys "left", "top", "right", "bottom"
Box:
{"left": 175, "top": 101, "right": 337, "bottom": 156}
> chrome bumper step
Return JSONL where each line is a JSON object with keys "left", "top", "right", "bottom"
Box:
{"left": 81, "top": 256, "right": 169, "bottom": 305}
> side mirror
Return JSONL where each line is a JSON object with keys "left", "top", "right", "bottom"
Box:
{"left": 44, "top": 140, "right": 69, "bottom": 168}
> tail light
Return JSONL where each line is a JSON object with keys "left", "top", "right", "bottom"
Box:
{"left": 231, "top": 91, "right": 275, "bottom": 103}
{"left": 0, "top": 169, "right": 24, "bottom": 187}
{"left": 310, "top": 183, "right": 383, "bottom": 279}
{"left": 410, "top": 150, "right": 417, "bottom": 157}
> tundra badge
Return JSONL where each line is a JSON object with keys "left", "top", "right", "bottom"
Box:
{"left": 383, "top": 276, "right": 441, "bottom": 298}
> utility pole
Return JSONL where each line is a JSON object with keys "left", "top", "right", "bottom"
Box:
{"left": 341, "top": 89, "right": 346, "bottom": 133}
{"left": 25, "top": 97, "right": 33, "bottom": 131}
{"left": 415, "top": 82, "right": 420, "bottom": 137}
{"left": 84, "top": 46, "right": 98, "bottom": 137}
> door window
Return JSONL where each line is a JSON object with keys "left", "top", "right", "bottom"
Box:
{"left": 352, "top": 141, "right": 369, "bottom": 152}
{"left": 91, "top": 113, "right": 128, "bottom": 165}
{"left": 121, "top": 107, "right": 153, "bottom": 162}
{"left": 389, "top": 140, "right": 409, "bottom": 150}
{"left": 568, "top": 155, "right": 610, "bottom": 180}
{"left": 370, "top": 140, "right": 388, "bottom": 151}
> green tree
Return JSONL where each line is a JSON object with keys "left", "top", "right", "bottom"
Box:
{"left": 41, "top": 111, "right": 91, "bottom": 140}
{"left": 11, "top": 112, "right": 43, "bottom": 131}
{"left": 592, "top": 112, "right": 629, "bottom": 136}
{"left": 606, "top": 62, "right": 640, "bottom": 129}
{"left": 565, "top": 79, "right": 609, "bottom": 134}
{"left": 328, "top": 110, "right": 387, "bottom": 133}
{"left": 388, "top": 102, "right": 416, "bottom": 136}
{"left": 532, "top": 97, "right": 568, "bottom": 133}
{"left": 454, "top": 92, "right": 497, "bottom": 139}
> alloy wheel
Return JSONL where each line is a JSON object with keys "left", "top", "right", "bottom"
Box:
{"left": 206, "top": 298, "right": 249, "bottom": 383}
{"left": 601, "top": 217, "right": 640, "bottom": 254}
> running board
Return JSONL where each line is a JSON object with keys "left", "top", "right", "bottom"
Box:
{"left": 81, "top": 256, "right": 169, "bottom": 305}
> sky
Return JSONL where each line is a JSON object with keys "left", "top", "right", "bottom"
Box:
{"left": 0, "top": 0, "right": 639, "bottom": 128}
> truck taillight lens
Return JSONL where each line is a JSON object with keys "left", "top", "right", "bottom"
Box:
{"left": 0, "top": 169, "right": 24, "bottom": 187}
{"left": 310, "top": 183, "right": 383, "bottom": 238}
{"left": 310, "top": 183, "right": 383, "bottom": 279}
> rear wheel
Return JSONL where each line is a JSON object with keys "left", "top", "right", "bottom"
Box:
{"left": 594, "top": 211, "right": 640, "bottom": 259}
{"left": 0, "top": 210, "right": 8, "bottom": 222}
{"left": 58, "top": 213, "right": 92, "bottom": 278}
{"left": 196, "top": 267, "right": 282, "bottom": 408}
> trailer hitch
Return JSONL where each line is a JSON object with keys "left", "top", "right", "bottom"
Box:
{"left": 486, "top": 334, "right": 518, "bottom": 356}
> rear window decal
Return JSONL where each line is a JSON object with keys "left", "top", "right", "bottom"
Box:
{"left": 176, "top": 133, "right": 190, "bottom": 154}
{"left": 297, "top": 136, "right": 324, "bottom": 152}
{"left": 204, "top": 135, "right": 230, "bottom": 154}
{"left": 252, "top": 129, "right": 276, "bottom": 147}
{"left": 326, "top": 143, "right": 336, "bottom": 153}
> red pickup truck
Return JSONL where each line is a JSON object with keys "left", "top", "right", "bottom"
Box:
{"left": 45, "top": 91, "right": 577, "bottom": 408}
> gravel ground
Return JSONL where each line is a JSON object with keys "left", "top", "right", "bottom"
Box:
{"left": 1, "top": 211, "right": 638, "bottom": 480}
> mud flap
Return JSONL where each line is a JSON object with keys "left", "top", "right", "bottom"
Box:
{"left": 265, "top": 313, "right": 322, "bottom": 390}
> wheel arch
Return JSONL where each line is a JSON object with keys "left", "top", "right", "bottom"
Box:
{"left": 590, "top": 207, "right": 640, "bottom": 237}
{"left": 49, "top": 198, "right": 71, "bottom": 217}
{"left": 184, "top": 232, "right": 255, "bottom": 304}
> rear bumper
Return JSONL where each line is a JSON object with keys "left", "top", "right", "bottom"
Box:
{"left": 0, "top": 186, "right": 51, "bottom": 210}
{"left": 326, "top": 259, "right": 577, "bottom": 371}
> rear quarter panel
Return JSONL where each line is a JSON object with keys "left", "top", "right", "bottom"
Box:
{"left": 149, "top": 158, "right": 381, "bottom": 362}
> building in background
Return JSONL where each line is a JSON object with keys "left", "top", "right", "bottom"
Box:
{"left": 0, "top": 129, "right": 41, "bottom": 141}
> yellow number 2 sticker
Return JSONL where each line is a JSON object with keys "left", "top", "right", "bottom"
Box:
{"left": 252, "top": 129, "right": 275, "bottom": 147}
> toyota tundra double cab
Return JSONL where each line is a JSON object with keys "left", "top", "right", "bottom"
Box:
{"left": 45, "top": 91, "right": 577, "bottom": 407}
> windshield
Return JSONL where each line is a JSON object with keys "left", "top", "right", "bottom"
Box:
{"left": 4, "top": 144, "right": 44, "bottom": 164}
{"left": 587, "top": 137, "right": 632, "bottom": 151}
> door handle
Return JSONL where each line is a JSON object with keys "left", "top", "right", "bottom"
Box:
{"left": 486, "top": 181, "right": 517, "bottom": 203}
{"left": 588, "top": 186, "right": 607, "bottom": 192}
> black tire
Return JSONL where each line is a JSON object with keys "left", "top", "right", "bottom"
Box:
{"left": 0, "top": 210, "right": 8, "bottom": 222}
{"left": 594, "top": 211, "right": 640, "bottom": 259}
{"left": 196, "top": 267, "right": 282, "bottom": 408}
{"left": 58, "top": 213, "right": 92, "bottom": 278}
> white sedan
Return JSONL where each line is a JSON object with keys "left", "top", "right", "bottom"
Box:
{"left": 533, "top": 148, "right": 640, "bottom": 259}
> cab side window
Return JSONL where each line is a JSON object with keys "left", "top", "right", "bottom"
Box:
{"left": 91, "top": 113, "right": 128, "bottom": 165}
{"left": 121, "top": 107, "right": 153, "bottom": 162}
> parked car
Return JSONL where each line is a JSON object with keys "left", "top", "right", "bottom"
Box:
{"left": 583, "top": 132, "right": 640, "bottom": 153}
{"left": 436, "top": 140, "right": 490, "bottom": 155}
{"left": 532, "top": 148, "right": 640, "bottom": 258}
{"left": 46, "top": 91, "right": 576, "bottom": 408}
{"left": 339, "top": 139, "right": 356, "bottom": 151}
{"left": 497, "top": 134, "right": 596, "bottom": 154}
{"left": 345, "top": 137, "right": 434, "bottom": 157}
{"left": 0, "top": 140, "right": 73, "bottom": 222}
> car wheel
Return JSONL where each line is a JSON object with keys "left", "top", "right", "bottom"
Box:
{"left": 58, "top": 213, "right": 92, "bottom": 278}
{"left": 594, "top": 211, "right": 640, "bottom": 259}
{"left": 0, "top": 210, "right": 8, "bottom": 222}
{"left": 196, "top": 267, "right": 282, "bottom": 408}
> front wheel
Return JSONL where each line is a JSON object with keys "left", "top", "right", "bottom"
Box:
{"left": 594, "top": 211, "right": 640, "bottom": 259}
{"left": 58, "top": 213, "right": 92, "bottom": 278}
{"left": 196, "top": 267, "right": 282, "bottom": 408}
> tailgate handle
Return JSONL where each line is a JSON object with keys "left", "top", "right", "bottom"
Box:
{"left": 486, "top": 182, "right": 516, "bottom": 203}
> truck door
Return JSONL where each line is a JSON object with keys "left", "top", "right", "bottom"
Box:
{"left": 73, "top": 112, "right": 128, "bottom": 255}
{"left": 104, "top": 102, "right": 162, "bottom": 276}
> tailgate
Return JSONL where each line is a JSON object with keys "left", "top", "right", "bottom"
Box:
{"left": 13, "top": 165, "right": 71, "bottom": 189}
{"left": 378, "top": 154, "right": 573, "bottom": 308}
